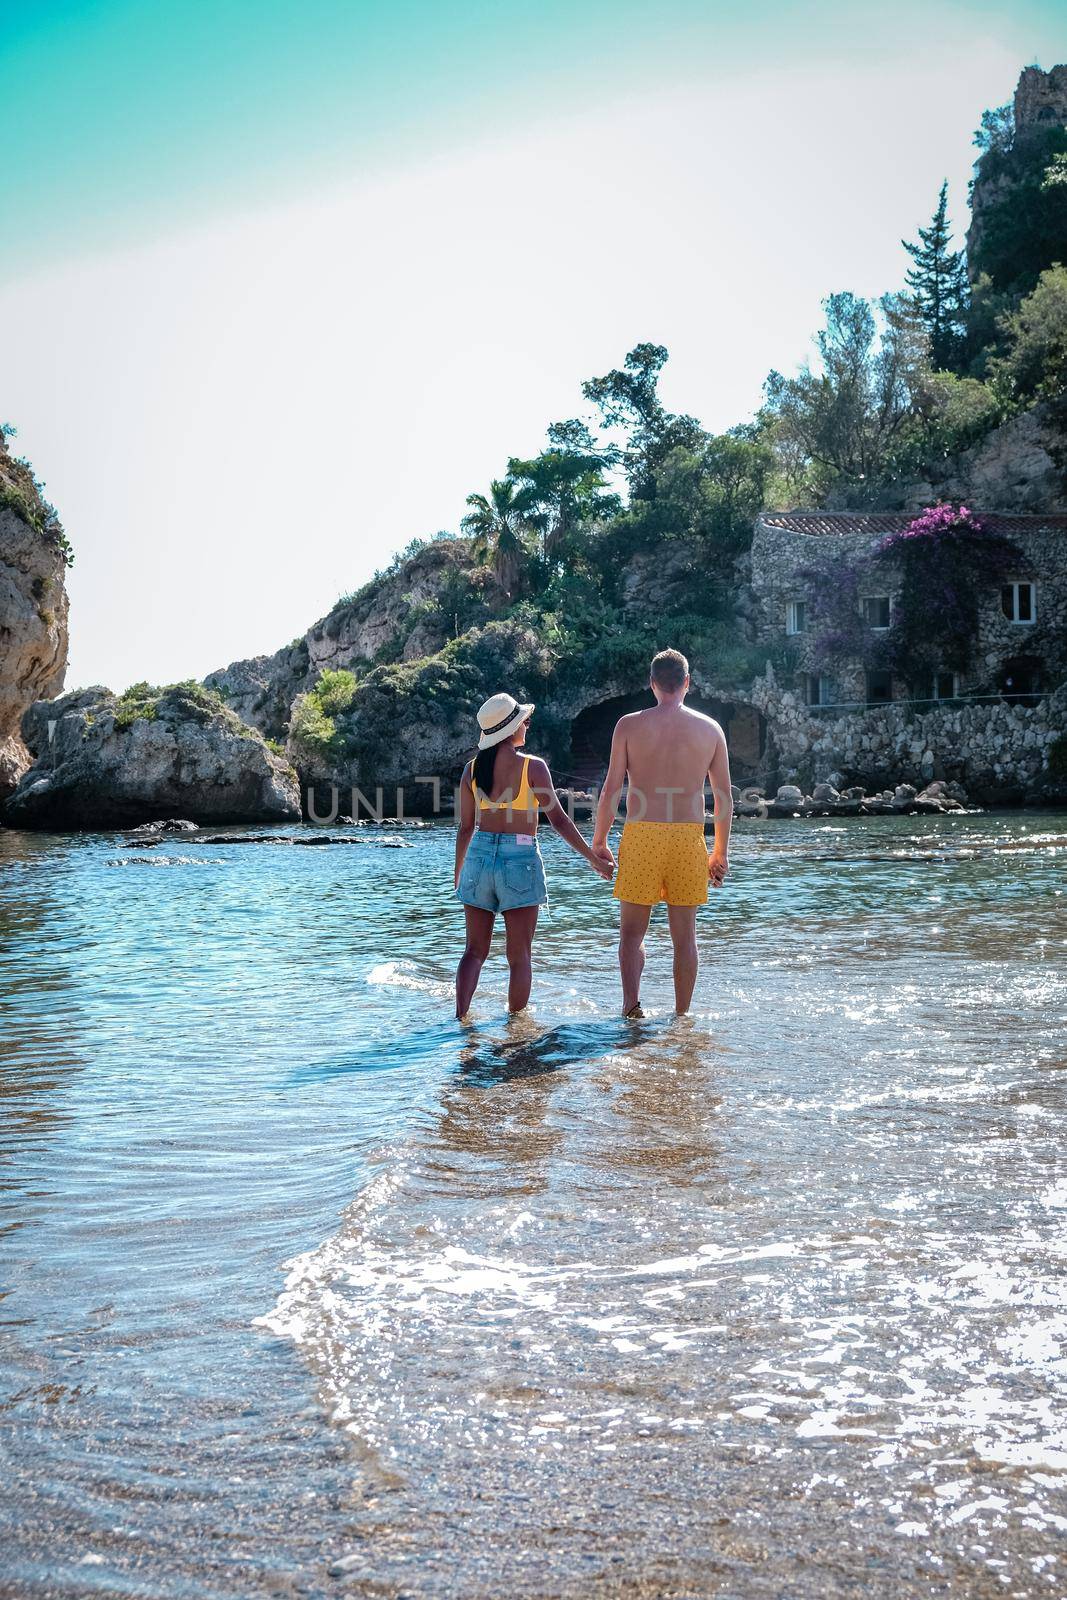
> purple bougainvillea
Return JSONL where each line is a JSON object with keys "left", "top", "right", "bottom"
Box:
{"left": 798, "top": 503, "right": 1025, "bottom": 685}
{"left": 796, "top": 548, "right": 871, "bottom": 670}
{"left": 873, "top": 503, "right": 1023, "bottom": 678}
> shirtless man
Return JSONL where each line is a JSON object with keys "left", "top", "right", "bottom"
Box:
{"left": 592, "top": 649, "right": 732, "bottom": 1017}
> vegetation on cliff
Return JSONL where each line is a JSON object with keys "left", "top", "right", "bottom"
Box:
{"left": 273, "top": 65, "right": 1066, "bottom": 781}
{"left": 113, "top": 680, "right": 268, "bottom": 742}
{"left": 0, "top": 424, "right": 73, "bottom": 567}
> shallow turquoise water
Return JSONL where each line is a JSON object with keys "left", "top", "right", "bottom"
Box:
{"left": 1, "top": 812, "right": 1065, "bottom": 1598}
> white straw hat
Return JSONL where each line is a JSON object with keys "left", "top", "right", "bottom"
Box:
{"left": 476, "top": 693, "right": 535, "bottom": 750}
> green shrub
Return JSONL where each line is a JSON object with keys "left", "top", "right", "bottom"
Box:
{"left": 290, "top": 693, "right": 339, "bottom": 757}
{"left": 114, "top": 683, "right": 160, "bottom": 730}
{"left": 314, "top": 668, "right": 358, "bottom": 717}
{"left": 111, "top": 679, "right": 249, "bottom": 735}
{"left": 0, "top": 482, "right": 73, "bottom": 566}
{"left": 1047, "top": 735, "right": 1067, "bottom": 782}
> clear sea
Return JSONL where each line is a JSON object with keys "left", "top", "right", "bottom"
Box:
{"left": 1, "top": 811, "right": 1065, "bottom": 1599}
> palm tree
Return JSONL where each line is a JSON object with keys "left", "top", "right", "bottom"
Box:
{"left": 460, "top": 479, "right": 530, "bottom": 600}
{"left": 506, "top": 448, "right": 619, "bottom": 564}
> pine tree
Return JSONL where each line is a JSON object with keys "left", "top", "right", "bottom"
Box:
{"left": 902, "top": 181, "right": 969, "bottom": 370}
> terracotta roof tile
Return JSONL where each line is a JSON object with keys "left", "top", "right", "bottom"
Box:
{"left": 757, "top": 511, "right": 1067, "bottom": 536}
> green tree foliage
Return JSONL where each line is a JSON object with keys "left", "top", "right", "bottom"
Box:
{"left": 910, "top": 370, "right": 1002, "bottom": 459}
{"left": 315, "top": 669, "right": 359, "bottom": 716}
{"left": 902, "top": 181, "right": 969, "bottom": 369}
{"left": 762, "top": 292, "right": 927, "bottom": 492}
{"left": 964, "top": 271, "right": 1021, "bottom": 376}
{"left": 581, "top": 342, "right": 703, "bottom": 498}
{"left": 420, "top": 560, "right": 490, "bottom": 642}
{"left": 641, "top": 433, "right": 771, "bottom": 556}
{"left": 973, "top": 103, "right": 1015, "bottom": 158}
{"left": 1043, "top": 152, "right": 1067, "bottom": 189}
{"left": 988, "top": 264, "right": 1067, "bottom": 406}
{"left": 505, "top": 443, "right": 620, "bottom": 564}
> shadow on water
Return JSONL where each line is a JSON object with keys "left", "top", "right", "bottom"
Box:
{"left": 289, "top": 1025, "right": 465, "bottom": 1085}
{"left": 456, "top": 1019, "right": 669, "bottom": 1085}
{"left": 291, "top": 1018, "right": 680, "bottom": 1089}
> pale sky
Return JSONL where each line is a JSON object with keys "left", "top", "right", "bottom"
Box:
{"left": 1, "top": 1, "right": 1062, "bottom": 692}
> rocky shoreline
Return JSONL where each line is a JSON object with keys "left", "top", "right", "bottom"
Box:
{"left": 731, "top": 777, "right": 971, "bottom": 819}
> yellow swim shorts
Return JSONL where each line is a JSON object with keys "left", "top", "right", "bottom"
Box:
{"left": 613, "top": 821, "right": 709, "bottom": 907}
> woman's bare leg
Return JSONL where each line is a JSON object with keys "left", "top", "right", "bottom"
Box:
{"left": 456, "top": 906, "right": 495, "bottom": 1019}
{"left": 502, "top": 904, "right": 539, "bottom": 1013}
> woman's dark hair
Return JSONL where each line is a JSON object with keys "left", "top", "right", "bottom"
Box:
{"left": 472, "top": 743, "right": 500, "bottom": 797}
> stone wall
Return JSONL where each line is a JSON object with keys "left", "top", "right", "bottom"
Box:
{"left": 748, "top": 519, "right": 1067, "bottom": 700}
{"left": 746, "top": 671, "right": 1066, "bottom": 802}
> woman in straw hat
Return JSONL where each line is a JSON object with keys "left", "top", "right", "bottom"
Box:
{"left": 455, "top": 692, "right": 613, "bottom": 1019}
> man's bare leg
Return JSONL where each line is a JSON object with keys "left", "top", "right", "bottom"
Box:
{"left": 456, "top": 906, "right": 494, "bottom": 1018}
{"left": 666, "top": 904, "right": 699, "bottom": 1014}
{"left": 502, "top": 904, "right": 539, "bottom": 1013}
{"left": 619, "top": 902, "right": 653, "bottom": 1015}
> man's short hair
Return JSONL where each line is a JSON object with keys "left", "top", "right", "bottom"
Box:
{"left": 650, "top": 648, "right": 689, "bottom": 692}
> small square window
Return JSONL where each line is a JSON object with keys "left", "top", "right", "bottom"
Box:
{"left": 1001, "top": 581, "right": 1035, "bottom": 623}
{"left": 786, "top": 600, "right": 806, "bottom": 635}
{"left": 862, "top": 596, "right": 891, "bottom": 629}
{"left": 807, "top": 673, "right": 834, "bottom": 707}
{"left": 866, "top": 670, "right": 893, "bottom": 704}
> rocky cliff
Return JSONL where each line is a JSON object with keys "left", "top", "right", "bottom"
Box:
{"left": 856, "top": 402, "right": 1066, "bottom": 514}
{"left": 967, "top": 63, "right": 1067, "bottom": 286}
{"left": 204, "top": 538, "right": 485, "bottom": 742}
{"left": 5, "top": 681, "right": 300, "bottom": 830}
{"left": 0, "top": 439, "right": 70, "bottom": 797}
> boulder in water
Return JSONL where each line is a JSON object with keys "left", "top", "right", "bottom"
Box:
{"left": 4, "top": 681, "right": 300, "bottom": 830}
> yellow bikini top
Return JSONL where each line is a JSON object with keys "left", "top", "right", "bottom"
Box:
{"left": 472, "top": 753, "right": 540, "bottom": 812}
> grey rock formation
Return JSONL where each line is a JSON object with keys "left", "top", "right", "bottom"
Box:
{"left": 4, "top": 682, "right": 300, "bottom": 830}
{"left": 894, "top": 407, "right": 1065, "bottom": 515}
{"left": 204, "top": 539, "right": 484, "bottom": 742}
{"left": 968, "top": 65, "right": 1067, "bottom": 273}
{"left": 0, "top": 499, "right": 69, "bottom": 798}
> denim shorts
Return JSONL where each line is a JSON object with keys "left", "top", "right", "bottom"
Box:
{"left": 457, "top": 831, "right": 548, "bottom": 913}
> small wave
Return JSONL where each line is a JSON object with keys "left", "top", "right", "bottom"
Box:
{"left": 366, "top": 959, "right": 454, "bottom": 998}
{"left": 105, "top": 855, "right": 228, "bottom": 867}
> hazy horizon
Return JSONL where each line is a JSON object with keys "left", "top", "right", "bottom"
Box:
{"left": 2, "top": 0, "right": 1063, "bottom": 692}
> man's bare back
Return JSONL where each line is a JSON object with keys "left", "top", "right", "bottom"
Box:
{"left": 613, "top": 702, "right": 725, "bottom": 824}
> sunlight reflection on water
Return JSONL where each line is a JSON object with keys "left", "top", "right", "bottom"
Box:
{"left": 1, "top": 810, "right": 1065, "bottom": 1597}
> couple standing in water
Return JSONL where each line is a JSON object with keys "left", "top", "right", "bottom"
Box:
{"left": 454, "top": 649, "right": 733, "bottom": 1021}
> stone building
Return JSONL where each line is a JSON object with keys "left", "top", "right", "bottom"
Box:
{"left": 741, "top": 510, "right": 1067, "bottom": 800}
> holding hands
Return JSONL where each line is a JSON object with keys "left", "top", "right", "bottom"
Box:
{"left": 589, "top": 842, "right": 616, "bottom": 880}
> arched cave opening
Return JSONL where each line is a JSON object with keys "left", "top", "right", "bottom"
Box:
{"left": 562, "top": 690, "right": 766, "bottom": 789}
